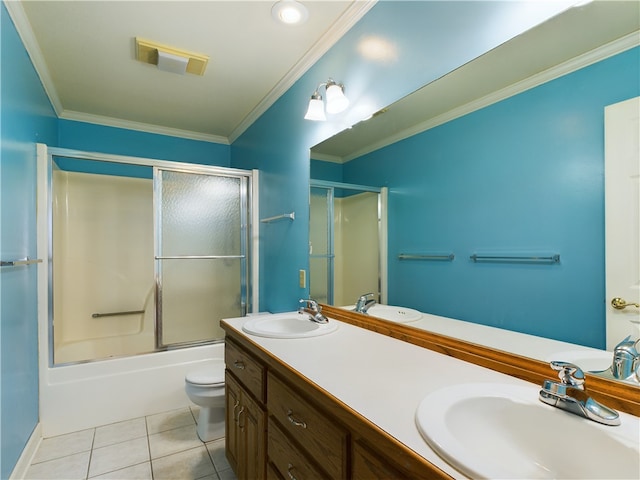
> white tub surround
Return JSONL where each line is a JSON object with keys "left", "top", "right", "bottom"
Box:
{"left": 222, "top": 314, "right": 640, "bottom": 479}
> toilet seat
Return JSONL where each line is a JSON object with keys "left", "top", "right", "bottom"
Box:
{"left": 186, "top": 365, "right": 224, "bottom": 386}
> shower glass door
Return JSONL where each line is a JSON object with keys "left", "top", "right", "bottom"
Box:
{"left": 156, "top": 168, "right": 248, "bottom": 348}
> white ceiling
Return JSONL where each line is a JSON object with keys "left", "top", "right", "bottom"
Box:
{"left": 312, "top": 1, "right": 640, "bottom": 162}
{"left": 8, "top": 0, "right": 375, "bottom": 144}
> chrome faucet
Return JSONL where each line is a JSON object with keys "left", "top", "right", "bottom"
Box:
{"left": 298, "top": 298, "right": 329, "bottom": 324}
{"left": 611, "top": 336, "right": 640, "bottom": 382}
{"left": 353, "top": 293, "right": 376, "bottom": 314}
{"left": 539, "top": 361, "right": 620, "bottom": 426}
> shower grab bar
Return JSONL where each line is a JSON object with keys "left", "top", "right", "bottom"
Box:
{"left": 155, "top": 255, "right": 245, "bottom": 260}
{"left": 398, "top": 253, "right": 454, "bottom": 261}
{"left": 92, "top": 310, "right": 145, "bottom": 318}
{"left": 260, "top": 212, "right": 295, "bottom": 223}
{"left": 470, "top": 254, "right": 560, "bottom": 263}
{"left": 1, "top": 257, "right": 43, "bottom": 267}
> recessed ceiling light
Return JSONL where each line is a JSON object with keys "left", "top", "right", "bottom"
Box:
{"left": 271, "top": 0, "right": 309, "bottom": 25}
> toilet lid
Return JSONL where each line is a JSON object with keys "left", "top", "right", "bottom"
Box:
{"left": 186, "top": 364, "right": 225, "bottom": 386}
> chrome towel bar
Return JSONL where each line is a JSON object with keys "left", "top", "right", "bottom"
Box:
{"left": 470, "top": 254, "right": 560, "bottom": 264}
{"left": 398, "top": 253, "right": 454, "bottom": 261}
{"left": 155, "top": 255, "right": 244, "bottom": 260}
{"left": 260, "top": 212, "right": 295, "bottom": 223}
{"left": 92, "top": 310, "right": 145, "bottom": 318}
{"left": 0, "top": 257, "right": 43, "bottom": 267}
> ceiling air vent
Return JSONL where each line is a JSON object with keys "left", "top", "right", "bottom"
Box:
{"left": 135, "top": 38, "right": 209, "bottom": 76}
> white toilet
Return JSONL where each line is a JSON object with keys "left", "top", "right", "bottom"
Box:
{"left": 185, "top": 360, "right": 226, "bottom": 442}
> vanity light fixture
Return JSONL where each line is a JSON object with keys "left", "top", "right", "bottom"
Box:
{"left": 271, "top": 0, "right": 308, "bottom": 25}
{"left": 304, "top": 79, "right": 349, "bottom": 121}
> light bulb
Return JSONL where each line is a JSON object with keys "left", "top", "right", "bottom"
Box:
{"left": 304, "top": 93, "right": 326, "bottom": 121}
{"left": 325, "top": 82, "right": 349, "bottom": 114}
{"left": 271, "top": 0, "right": 308, "bottom": 25}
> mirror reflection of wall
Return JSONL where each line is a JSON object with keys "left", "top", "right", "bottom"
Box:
{"left": 309, "top": 180, "right": 385, "bottom": 307}
{"left": 310, "top": 42, "right": 638, "bottom": 351}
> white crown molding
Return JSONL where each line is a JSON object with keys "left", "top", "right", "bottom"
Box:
{"left": 310, "top": 151, "right": 342, "bottom": 163}
{"left": 4, "top": 0, "right": 63, "bottom": 116}
{"left": 60, "top": 110, "right": 229, "bottom": 144}
{"left": 227, "top": 0, "right": 377, "bottom": 144}
{"left": 343, "top": 30, "right": 640, "bottom": 163}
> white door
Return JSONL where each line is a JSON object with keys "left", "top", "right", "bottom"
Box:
{"left": 605, "top": 96, "right": 640, "bottom": 350}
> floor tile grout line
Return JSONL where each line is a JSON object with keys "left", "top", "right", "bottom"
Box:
{"left": 85, "top": 428, "right": 96, "bottom": 480}
{"left": 145, "top": 413, "right": 154, "bottom": 480}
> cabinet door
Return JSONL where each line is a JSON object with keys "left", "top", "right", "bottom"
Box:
{"left": 353, "top": 440, "right": 406, "bottom": 480}
{"left": 239, "top": 390, "right": 266, "bottom": 480}
{"left": 225, "top": 372, "right": 241, "bottom": 471}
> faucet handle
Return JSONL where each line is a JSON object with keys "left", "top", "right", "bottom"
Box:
{"left": 299, "top": 298, "right": 319, "bottom": 311}
{"left": 550, "top": 361, "right": 585, "bottom": 389}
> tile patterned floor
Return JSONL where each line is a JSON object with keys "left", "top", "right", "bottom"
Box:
{"left": 24, "top": 407, "right": 237, "bottom": 480}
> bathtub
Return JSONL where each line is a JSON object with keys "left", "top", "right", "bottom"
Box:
{"left": 39, "top": 342, "right": 224, "bottom": 437}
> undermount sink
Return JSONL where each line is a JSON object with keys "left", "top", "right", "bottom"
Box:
{"left": 242, "top": 312, "right": 338, "bottom": 339}
{"left": 343, "top": 304, "right": 423, "bottom": 323}
{"left": 415, "top": 383, "right": 640, "bottom": 479}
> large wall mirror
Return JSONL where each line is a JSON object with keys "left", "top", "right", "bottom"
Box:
{"left": 310, "top": 1, "right": 639, "bottom": 389}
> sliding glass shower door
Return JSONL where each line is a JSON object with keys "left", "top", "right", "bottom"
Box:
{"left": 155, "top": 168, "right": 248, "bottom": 348}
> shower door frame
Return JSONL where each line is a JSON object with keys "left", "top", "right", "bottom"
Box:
{"left": 44, "top": 146, "right": 258, "bottom": 367}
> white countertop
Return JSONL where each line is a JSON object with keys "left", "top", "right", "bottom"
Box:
{"left": 338, "top": 305, "right": 616, "bottom": 373}
{"left": 223, "top": 313, "right": 638, "bottom": 478}
{"left": 411, "top": 312, "right": 612, "bottom": 365}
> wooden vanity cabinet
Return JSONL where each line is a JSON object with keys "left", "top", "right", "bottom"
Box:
{"left": 225, "top": 339, "right": 267, "bottom": 480}
{"left": 352, "top": 439, "right": 409, "bottom": 479}
{"left": 223, "top": 331, "right": 453, "bottom": 480}
{"left": 267, "top": 372, "right": 348, "bottom": 479}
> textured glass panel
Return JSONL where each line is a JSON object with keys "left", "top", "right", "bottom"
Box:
{"left": 160, "top": 171, "right": 241, "bottom": 256}
{"left": 160, "top": 258, "right": 242, "bottom": 345}
{"left": 309, "top": 187, "right": 329, "bottom": 255}
{"left": 309, "top": 257, "right": 329, "bottom": 304}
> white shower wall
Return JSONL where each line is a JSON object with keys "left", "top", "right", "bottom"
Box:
{"left": 52, "top": 170, "right": 155, "bottom": 363}
{"left": 334, "top": 192, "right": 380, "bottom": 306}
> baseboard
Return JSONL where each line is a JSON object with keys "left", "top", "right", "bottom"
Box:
{"left": 9, "top": 423, "right": 42, "bottom": 479}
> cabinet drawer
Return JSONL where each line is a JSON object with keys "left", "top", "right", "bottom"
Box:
{"left": 267, "top": 373, "right": 347, "bottom": 479}
{"left": 226, "top": 339, "right": 265, "bottom": 403}
{"left": 268, "top": 419, "right": 326, "bottom": 480}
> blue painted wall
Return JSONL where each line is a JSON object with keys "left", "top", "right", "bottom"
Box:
{"left": 58, "top": 119, "right": 230, "bottom": 167}
{"left": 0, "top": 4, "right": 58, "bottom": 478}
{"left": 310, "top": 159, "right": 342, "bottom": 183}
{"left": 340, "top": 47, "right": 639, "bottom": 348}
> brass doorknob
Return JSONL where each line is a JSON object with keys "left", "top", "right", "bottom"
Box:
{"left": 611, "top": 297, "right": 640, "bottom": 310}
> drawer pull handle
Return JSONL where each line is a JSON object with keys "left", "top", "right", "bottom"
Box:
{"left": 234, "top": 360, "right": 246, "bottom": 370}
{"left": 287, "top": 463, "right": 298, "bottom": 480}
{"left": 237, "top": 407, "right": 245, "bottom": 429}
{"left": 286, "top": 410, "right": 307, "bottom": 429}
{"left": 232, "top": 400, "right": 240, "bottom": 424}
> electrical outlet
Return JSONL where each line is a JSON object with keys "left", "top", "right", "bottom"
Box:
{"left": 299, "top": 269, "right": 306, "bottom": 288}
